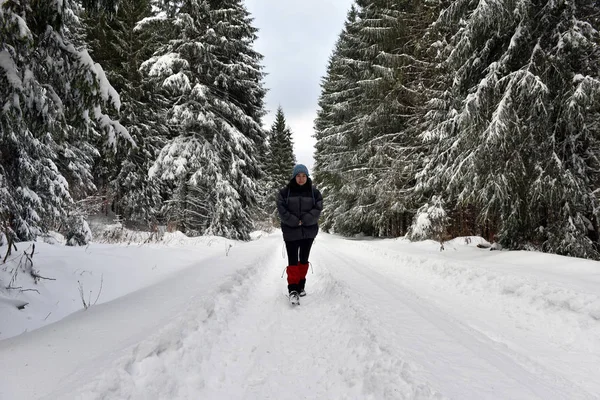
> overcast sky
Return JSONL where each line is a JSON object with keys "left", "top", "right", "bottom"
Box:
{"left": 244, "top": 0, "right": 354, "bottom": 171}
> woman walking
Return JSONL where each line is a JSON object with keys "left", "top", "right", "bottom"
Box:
{"left": 277, "top": 164, "right": 323, "bottom": 305}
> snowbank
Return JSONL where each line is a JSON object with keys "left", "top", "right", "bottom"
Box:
{"left": 0, "top": 231, "right": 240, "bottom": 340}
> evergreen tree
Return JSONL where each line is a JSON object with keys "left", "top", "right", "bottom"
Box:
{"left": 0, "top": 0, "right": 131, "bottom": 244}
{"left": 407, "top": 195, "right": 449, "bottom": 245}
{"left": 314, "top": 4, "right": 365, "bottom": 234}
{"left": 258, "top": 106, "right": 296, "bottom": 224}
{"left": 418, "top": 0, "right": 600, "bottom": 258}
{"left": 84, "top": 0, "right": 166, "bottom": 226}
{"left": 351, "top": 0, "right": 432, "bottom": 236}
{"left": 266, "top": 106, "right": 296, "bottom": 190}
{"left": 314, "top": 1, "right": 433, "bottom": 236}
{"left": 142, "top": 0, "right": 267, "bottom": 240}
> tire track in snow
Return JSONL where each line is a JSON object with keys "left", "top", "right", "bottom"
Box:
{"left": 192, "top": 240, "right": 445, "bottom": 400}
{"left": 66, "top": 236, "right": 283, "bottom": 400}
{"left": 314, "top": 235, "right": 597, "bottom": 400}
{"left": 325, "top": 236, "right": 600, "bottom": 396}
{"left": 66, "top": 235, "right": 441, "bottom": 400}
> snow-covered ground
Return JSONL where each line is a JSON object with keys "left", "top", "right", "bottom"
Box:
{"left": 1, "top": 232, "right": 599, "bottom": 399}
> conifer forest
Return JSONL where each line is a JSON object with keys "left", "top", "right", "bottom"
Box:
{"left": 2, "top": 0, "right": 600, "bottom": 259}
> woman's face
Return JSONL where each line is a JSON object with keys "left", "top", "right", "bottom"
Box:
{"left": 295, "top": 173, "right": 307, "bottom": 186}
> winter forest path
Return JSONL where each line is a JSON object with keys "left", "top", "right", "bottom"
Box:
{"left": 3, "top": 233, "right": 598, "bottom": 399}
{"left": 78, "top": 234, "right": 598, "bottom": 399}
{"left": 189, "top": 234, "right": 597, "bottom": 400}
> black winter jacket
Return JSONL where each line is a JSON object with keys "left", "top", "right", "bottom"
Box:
{"left": 277, "top": 178, "right": 323, "bottom": 242}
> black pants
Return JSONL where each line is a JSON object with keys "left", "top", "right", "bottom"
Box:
{"left": 285, "top": 238, "right": 314, "bottom": 266}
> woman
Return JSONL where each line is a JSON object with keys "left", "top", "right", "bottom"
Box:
{"left": 277, "top": 164, "right": 323, "bottom": 305}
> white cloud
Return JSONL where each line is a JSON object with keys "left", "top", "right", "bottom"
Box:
{"left": 245, "top": 0, "right": 354, "bottom": 172}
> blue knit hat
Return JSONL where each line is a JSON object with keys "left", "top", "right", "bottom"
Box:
{"left": 291, "top": 164, "right": 309, "bottom": 178}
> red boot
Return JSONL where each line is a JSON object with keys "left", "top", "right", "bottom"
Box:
{"left": 298, "top": 262, "right": 309, "bottom": 296}
{"left": 286, "top": 265, "right": 302, "bottom": 294}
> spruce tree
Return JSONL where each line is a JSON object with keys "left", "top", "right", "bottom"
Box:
{"left": 142, "top": 0, "right": 267, "bottom": 240}
{"left": 0, "top": 0, "right": 131, "bottom": 244}
{"left": 351, "top": 0, "right": 432, "bottom": 236}
{"left": 267, "top": 107, "right": 296, "bottom": 190}
{"left": 257, "top": 106, "right": 296, "bottom": 225}
{"left": 314, "top": 1, "right": 432, "bottom": 236}
{"left": 418, "top": 0, "right": 600, "bottom": 258}
{"left": 84, "top": 0, "right": 166, "bottom": 226}
{"left": 313, "top": 4, "right": 366, "bottom": 234}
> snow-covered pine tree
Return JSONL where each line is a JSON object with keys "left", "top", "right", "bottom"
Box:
{"left": 406, "top": 195, "right": 449, "bottom": 246}
{"left": 349, "top": 0, "right": 434, "bottom": 237}
{"left": 0, "top": 0, "right": 131, "bottom": 244}
{"left": 83, "top": 0, "right": 166, "bottom": 227}
{"left": 328, "top": 0, "right": 393, "bottom": 236}
{"left": 314, "top": 4, "right": 367, "bottom": 234}
{"left": 142, "top": 0, "right": 267, "bottom": 240}
{"left": 259, "top": 106, "right": 296, "bottom": 224}
{"left": 266, "top": 107, "right": 296, "bottom": 190}
{"left": 315, "top": 1, "right": 434, "bottom": 237}
{"left": 418, "top": 0, "right": 600, "bottom": 258}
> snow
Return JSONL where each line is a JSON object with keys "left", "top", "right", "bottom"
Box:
{"left": 135, "top": 13, "right": 168, "bottom": 31}
{"left": 191, "top": 83, "right": 209, "bottom": 99}
{"left": 0, "top": 50, "right": 22, "bottom": 90}
{"left": 408, "top": 196, "right": 447, "bottom": 241}
{"left": 1, "top": 232, "right": 599, "bottom": 399}
{"left": 163, "top": 71, "right": 192, "bottom": 93}
{"left": 93, "top": 106, "right": 134, "bottom": 147}
{"left": 93, "top": 62, "right": 122, "bottom": 111}
{"left": 142, "top": 53, "right": 189, "bottom": 77}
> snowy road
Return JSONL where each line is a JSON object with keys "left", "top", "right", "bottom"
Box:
{"left": 314, "top": 238, "right": 597, "bottom": 399}
{"left": 1, "top": 233, "right": 599, "bottom": 399}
